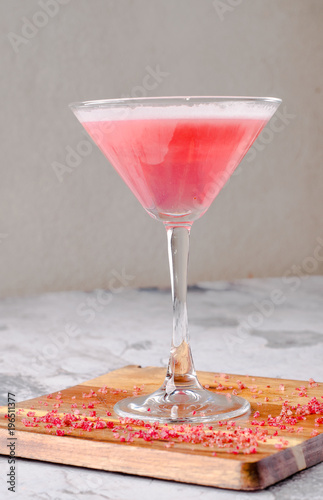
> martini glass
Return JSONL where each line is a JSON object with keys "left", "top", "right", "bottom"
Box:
{"left": 70, "top": 96, "right": 281, "bottom": 424}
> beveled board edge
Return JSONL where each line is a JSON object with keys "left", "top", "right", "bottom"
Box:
{"left": 2, "top": 428, "right": 323, "bottom": 490}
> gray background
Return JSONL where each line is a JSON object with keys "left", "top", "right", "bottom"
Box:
{"left": 1, "top": 0, "right": 322, "bottom": 298}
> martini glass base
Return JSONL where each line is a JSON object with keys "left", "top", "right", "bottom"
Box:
{"left": 114, "top": 387, "right": 250, "bottom": 424}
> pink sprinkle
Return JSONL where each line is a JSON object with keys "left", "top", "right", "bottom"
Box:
{"left": 309, "top": 378, "right": 318, "bottom": 388}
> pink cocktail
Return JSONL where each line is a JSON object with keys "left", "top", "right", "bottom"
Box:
{"left": 81, "top": 107, "right": 271, "bottom": 224}
{"left": 70, "top": 97, "right": 281, "bottom": 423}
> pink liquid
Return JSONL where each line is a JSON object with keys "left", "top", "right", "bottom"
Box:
{"left": 83, "top": 117, "right": 268, "bottom": 223}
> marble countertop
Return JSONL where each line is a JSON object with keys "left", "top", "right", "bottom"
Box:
{"left": 1, "top": 276, "right": 323, "bottom": 499}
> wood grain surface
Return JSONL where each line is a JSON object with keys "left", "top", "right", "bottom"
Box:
{"left": 1, "top": 365, "right": 322, "bottom": 490}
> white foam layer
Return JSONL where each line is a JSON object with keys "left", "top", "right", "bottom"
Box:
{"left": 73, "top": 100, "right": 279, "bottom": 123}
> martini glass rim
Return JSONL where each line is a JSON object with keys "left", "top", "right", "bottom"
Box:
{"left": 69, "top": 95, "right": 282, "bottom": 110}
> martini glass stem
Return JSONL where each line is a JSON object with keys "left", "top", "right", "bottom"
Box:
{"left": 163, "top": 225, "right": 201, "bottom": 395}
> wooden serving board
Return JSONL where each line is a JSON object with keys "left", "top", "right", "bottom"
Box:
{"left": 1, "top": 365, "right": 323, "bottom": 491}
